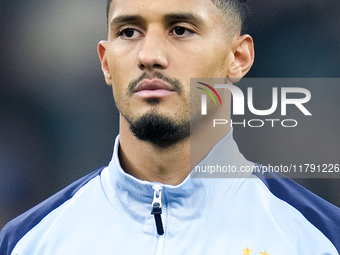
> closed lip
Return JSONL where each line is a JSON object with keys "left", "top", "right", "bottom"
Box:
{"left": 134, "top": 79, "right": 175, "bottom": 93}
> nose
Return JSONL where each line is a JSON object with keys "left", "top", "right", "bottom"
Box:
{"left": 138, "top": 30, "right": 168, "bottom": 71}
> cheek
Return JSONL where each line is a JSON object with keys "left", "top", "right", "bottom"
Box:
{"left": 186, "top": 50, "right": 230, "bottom": 78}
{"left": 107, "top": 60, "right": 130, "bottom": 101}
{"left": 106, "top": 47, "right": 134, "bottom": 84}
{"left": 109, "top": 62, "right": 126, "bottom": 87}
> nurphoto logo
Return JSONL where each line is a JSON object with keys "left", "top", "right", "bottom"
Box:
{"left": 195, "top": 79, "right": 312, "bottom": 128}
{"left": 196, "top": 82, "right": 223, "bottom": 115}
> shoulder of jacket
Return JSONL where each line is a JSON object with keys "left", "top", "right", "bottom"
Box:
{"left": 253, "top": 167, "right": 340, "bottom": 253}
{"left": 0, "top": 167, "right": 105, "bottom": 255}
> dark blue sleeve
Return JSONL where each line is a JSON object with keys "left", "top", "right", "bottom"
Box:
{"left": 254, "top": 169, "right": 340, "bottom": 253}
{"left": 0, "top": 167, "right": 105, "bottom": 255}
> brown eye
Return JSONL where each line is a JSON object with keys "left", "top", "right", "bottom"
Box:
{"left": 123, "top": 29, "right": 135, "bottom": 37}
{"left": 171, "top": 26, "right": 194, "bottom": 37}
{"left": 119, "top": 28, "right": 142, "bottom": 39}
{"left": 174, "top": 26, "right": 186, "bottom": 36}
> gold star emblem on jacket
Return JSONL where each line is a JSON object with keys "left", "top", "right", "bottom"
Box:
{"left": 242, "top": 247, "right": 252, "bottom": 255}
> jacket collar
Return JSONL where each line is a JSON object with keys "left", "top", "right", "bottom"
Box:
{"left": 103, "top": 129, "right": 254, "bottom": 229}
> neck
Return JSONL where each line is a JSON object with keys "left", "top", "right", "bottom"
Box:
{"left": 118, "top": 106, "right": 230, "bottom": 185}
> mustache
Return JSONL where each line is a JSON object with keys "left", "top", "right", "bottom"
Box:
{"left": 127, "top": 72, "right": 183, "bottom": 96}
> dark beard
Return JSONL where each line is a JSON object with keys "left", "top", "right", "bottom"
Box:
{"left": 128, "top": 113, "right": 190, "bottom": 148}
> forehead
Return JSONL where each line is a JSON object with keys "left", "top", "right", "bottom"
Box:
{"left": 108, "top": 0, "right": 224, "bottom": 25}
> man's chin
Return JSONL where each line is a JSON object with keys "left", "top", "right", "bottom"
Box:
{"left": 126, "top": 112, "right": 190, "bottom": 148}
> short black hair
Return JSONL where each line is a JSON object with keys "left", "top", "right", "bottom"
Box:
{"left": 211, "top": 0, "right": 249, "bottom": 34}
{"left": 106, "top": 0, "right": 249, "bottom": 34}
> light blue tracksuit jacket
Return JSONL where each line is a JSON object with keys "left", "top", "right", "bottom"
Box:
{"left": 1, "top": 132, "right": 339, "bottom": 254}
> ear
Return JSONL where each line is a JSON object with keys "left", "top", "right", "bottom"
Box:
{"left": 97, "top": 40, "right": 112, "bottom": 86}
{"left": 227, "top": 34, "right": 254, "bottom": 83}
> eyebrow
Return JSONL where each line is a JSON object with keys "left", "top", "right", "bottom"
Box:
{"left": 163, "top": 13, "right": 204, "bottom": 26}
{"left": 110, "top": 15, "right": 145, "bottom": 27}
{"left": 110, "top": 12, "right": 203, "bottom": 28}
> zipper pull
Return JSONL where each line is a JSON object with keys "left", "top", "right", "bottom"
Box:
{"left": 151, "top": 185, "right": 164, "bottom": 235}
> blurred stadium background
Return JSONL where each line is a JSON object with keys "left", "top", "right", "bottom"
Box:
{"left": 1, "top": 0, "right": 340, "bottom": 228}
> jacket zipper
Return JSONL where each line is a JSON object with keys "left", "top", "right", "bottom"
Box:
{"left": 151, "top": 185, "right": 164, "bottom": 235}
{"left": 152, "top": 185, "right": 166, "bottom": 255}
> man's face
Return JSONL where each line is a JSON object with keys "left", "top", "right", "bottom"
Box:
{"left": 100, "top": 0, "right": 238, "bottom": 146}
